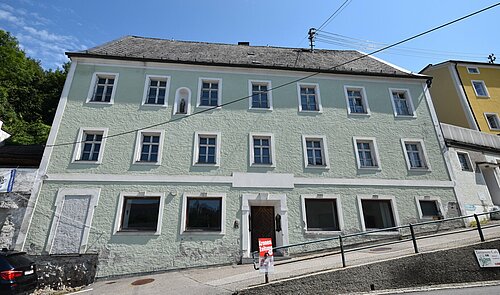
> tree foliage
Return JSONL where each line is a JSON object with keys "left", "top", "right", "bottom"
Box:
{"left": 0, "top": 30, "right": 68, "bottom": 145}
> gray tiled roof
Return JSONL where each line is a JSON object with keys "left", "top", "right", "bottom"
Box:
{"left": 68, "top": 36, "right": 425, "bottom": 78}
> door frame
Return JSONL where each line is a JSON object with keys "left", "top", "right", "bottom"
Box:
{"left": 241, "top": 193, "right": 288, "bottom": 258}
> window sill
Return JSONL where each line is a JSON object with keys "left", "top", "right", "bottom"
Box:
{"left": 394, "top": 114, "right": 417, "bottom": 119}
{"left": 141, "top": 103, "right": 168, "bottom": 108}
{"left": 408, "top": 167, "right": 431, "bottom": 172}
{"left": 133, "top": 161, "right": 161, "bottom": 166}
{"left": 305, "top": 165, "right": 329, "bottom": 170}
{"left": 476, "top": 95, "right": 490, "bottom": 98}
{"left": 114, "top": 231, "right": 160, "bottom": 236}
{"left": 85, "top": 100, "right": 113, "bottom": 105}
{"left": 196, "top": 105, "right": 221, "bottom": 109}
{"left": 181, "top": 230, "right": 224, "bottom": 236}
{"left": 193, "top": 163, "right": 219, "bottom": 167}
{"left": 250, "top": 163, "right": 276, "bottom": 168}
{"left": 72, "top": 160, "right": 101, "bottom": 165}
{"left": 358, "top": 166, "right": 381, "bottom": 171}
{"left": 298, "top": 110, "right": 322, "bottom": 114}
{"left": 249, "top": 107, "right": 273, "bottom": 112}
{"left": 304, "top": 230, "right": 341, "bottom": 236}
{"left": 348, "top": 112, "right": 370, "bottom": 117}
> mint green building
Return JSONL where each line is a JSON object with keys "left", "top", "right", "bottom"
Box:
{"left": 17, "top": 37, "right": 457, "bottom": 277}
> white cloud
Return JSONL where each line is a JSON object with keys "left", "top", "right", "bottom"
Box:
{"left": 0, "top": 9, "right": 24, "bottom": 25}
{"left": 22, "top": 26, "right": 75, "bottom": 43}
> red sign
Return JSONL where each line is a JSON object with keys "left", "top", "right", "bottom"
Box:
{"left": 258, "top": 238, "right": 274, "bottom": 273}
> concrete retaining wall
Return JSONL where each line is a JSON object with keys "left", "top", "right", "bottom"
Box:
{"left": 237, "top": 239, "right": 500, "bottom": 294}
{"left": 29, "top": 254, "right": 98, "bottom": 290}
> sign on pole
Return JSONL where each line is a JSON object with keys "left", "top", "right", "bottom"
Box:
{"left": 475, "top": 249, "right": 500, "bottom": 267}
{"left": 258, "top": 238, "right": 274, "bottom": 274}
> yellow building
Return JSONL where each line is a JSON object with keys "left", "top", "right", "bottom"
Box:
{"left": 421, "top": 61, "right": 500, "bottom": 134}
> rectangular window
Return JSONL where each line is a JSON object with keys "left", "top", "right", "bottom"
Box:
{"left": 250, "top": 82, "right": 270, "bottom": 109}
{"left": 354, "top": 138, "right": 379, "bottom": 169}
{"left": 92, "top": 76, "right": 115, "bottom": 102}
{"left": 198, "top": 78, "right": 222, "bottom": 107}
{"left": 253, "top": 137, "right": 271, "bottom": 164}
{"left": 302, "top": 136, "right": 329, "bottom": 169}
{"left": 79, "top": 132, "right": 102, "bottom": 161}
{"left": 345, "top": 86, "right": 369, "bottom": 115}
{"left": 185, "top": 197, "right": 222, "bottom": 231}
{"left": 467, "top": 67, "right": 479, "bottom": 74}
{"left": 133, "top": 130, "right": 164, "bottom": 165}
{"left": 390, "top": 89, "right": 414, "bottom": 116}
{"left": 305, "top": 199, "right": 340, "bottom": 231}
{"left": 120, "top": 197, "right": 160, "bottom": 231}
{"left": 457, "top": 152, "right": 473, "bottom": 171}
{"left": 143, "top": 76, "right": 169, "bottom": 105}
{"left": 140, "top": 134, "right": 160, "bottom": 162}
{"left": 472, "top": 80, "right": 489, "bottom": 97}
{"left": 198, "top": 136, "right": 216, "bottom": 164}
{"left": 419, "top": 200, "right": 440, "bottom": 219}
{"left": 485, "top": 113, "right": 500, "bottom": 130}
{"left": 297, "top": 83, "right": 321, "bottom": 112}
{"left": 361, "top": 199, "right": 396, "bottom": 229}
{"left": 402, "top": 139, "right": 430, "bottom": 170}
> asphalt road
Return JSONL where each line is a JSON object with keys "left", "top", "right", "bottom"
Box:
{"left": 388, "top": 284, "right": 500, "bottom": 295}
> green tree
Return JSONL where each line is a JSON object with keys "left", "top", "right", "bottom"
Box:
{"left": 0, "top": 30, "right": 67, "bottom": 144}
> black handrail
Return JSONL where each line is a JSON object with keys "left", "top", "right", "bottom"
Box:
{"left": 252, "top": 210, "right": 500, "bottom": 271}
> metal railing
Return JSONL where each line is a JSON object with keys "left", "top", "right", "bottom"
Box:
{"left": 252, "top": 210, "right": 500, "bottom": 271}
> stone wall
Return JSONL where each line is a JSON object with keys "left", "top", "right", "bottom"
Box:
{"left": 237, "top": 239, "right": 500, "bottom": 294}
{"left": 29, "top": 254, "right": 98, "bottom": 290}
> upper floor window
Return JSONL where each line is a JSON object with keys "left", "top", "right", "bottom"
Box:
{"left": 390, "top": 88, "right": 415, "bottom": 117}
{"left": 297, "top": 83, "right": 321, "bottom": 112}
{"left": 72, "top": 128, "right": 108, "bottom": 164}
{"left": 197, "top": 78, "right": 222, "bottom": 107}
{"left": 467, "top": 67, "right": 480, "bottom": 74}
{"left": 249, "top": 80, "right": 272, "bottom": 110}
{"left": 302, "top": 135, "right": 329, "bottom": 169}
{"left": 193, "top": 132, "right": 221, "bottom": 166}
{"left": 133, "top": 130, "right": 164, "bottom": 165}
{"left": 87, "top": 72, "right": 119, "bottom": 104}
{"left": 457, "top": 152, "right": 473, "bottom": 172}
{"left": 345, "top": 86, "right": 370, "bottom": 115}
{"left": 401, "top": 139, "right": 430, "bottom": 170}
{"left": 249, "top": 133, "right": 275, "bottom": 167}
{"left": 485, "top": 113, "right": 500, "bottom": 130}
{"left": 472, "top": 80, "right": 489, "bottom": 97}
{"left": 353, "top": 137, "right": 380, "bottom": 170}
{"left": 142, "top": 75, "right": 170, "bottom": 106}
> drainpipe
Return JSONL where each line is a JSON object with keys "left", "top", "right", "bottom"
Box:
{"left": 454, "top": 62, "right": 480, "bottom": 131}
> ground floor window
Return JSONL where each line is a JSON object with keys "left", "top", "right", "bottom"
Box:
{"left": 361, "top": 199, "right": 395, "bottom": 229}
{"left": 419, "top": 200, "right": 441, "bottom": 219}
{"left": 186, "top": 197, "right": 222, "bottom": 231}
{"left": 305, "top": 199, "right": 340, "bottom": 231}
{"left": 120, "top": 197, "right": 160, "bottom": 231}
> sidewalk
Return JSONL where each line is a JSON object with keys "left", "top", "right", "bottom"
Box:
{"left": 79, "top": 225, "right": 500, "bottom": 295}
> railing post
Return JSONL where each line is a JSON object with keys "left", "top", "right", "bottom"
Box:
{"left": 409, "top": 223, "right": 419, "bottom": 254}
{"left": 474, "top": 214, "right": 485, "bottom": 242}
{"left": 339, "top": 235, "right": 346, "bottom": 267}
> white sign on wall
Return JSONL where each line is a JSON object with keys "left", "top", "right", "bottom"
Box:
{"left": 0, "top": 169, "right": 16, "bottom": 193}
{"left": 475, "top": 249, "right": 500, "bottom": 268}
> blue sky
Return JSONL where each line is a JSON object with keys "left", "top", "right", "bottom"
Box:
{"left": 0, "top": 0, "right": 498, "bottom": 72}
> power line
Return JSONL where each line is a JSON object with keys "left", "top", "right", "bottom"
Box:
{"left": 47, "top": 2, "right": 500, "bottom": 148}
{"left": 317, "top": 0, "right": 352, "bottom": 31}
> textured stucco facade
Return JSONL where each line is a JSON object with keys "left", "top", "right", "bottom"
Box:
{"left": 20, "top": 39, "right": 458, "bottom": 277}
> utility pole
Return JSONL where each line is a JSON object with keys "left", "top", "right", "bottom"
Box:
{"left": 488, "top": 53, "right": 496, "bottom": 64}
{"left": 308, "top": 28, "right": 316, "bottom": 52}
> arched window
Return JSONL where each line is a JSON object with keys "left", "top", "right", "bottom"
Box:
{"left": 173, "top": 87, "right": 191, "bottom": 115}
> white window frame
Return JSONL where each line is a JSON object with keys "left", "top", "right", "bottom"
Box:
{"left": 72, "top": 127, "right": 108, "bottom": 164}
{"left": 173, "top": 87, "right": 192, "bottom": 115}
{"left": 133, "top": 129, "right": 165, "bottom": 165}
{"left": 248, "top": 80, "right": 273, "bottom": 111}
{"left": 249, "top": 133, "right": 276, "bottom": 167}
{"left": 301, "top": 194, "right": 343, "bottom": 235}
{"left": 471, "top": 80, "right": 490, "bottom": 97}
{"left": 484, "top": 113, "right": 500, "bottom": 131}
{"left": 456, "top": 151, "right": 474, "bottom": 172}
{"left": 180, "top": 192, "right": 226, "bottom": 235}
{"left": 141, "top": 75, "right": 170, "bottom": 107}
{"left": 344, "top": 85, "right": 370, "bottom": 116}
{"left": 86, "top": 72, "right": 119, "bottom": 104}
{"left": 297, "top": 83, "right": 322, "bottom": 113}
{"left": 415, "top": 196, "right": 444, "bottom": 220}
{"left": 113, "top": 192, "right": 165, "bottom": 235}
{"left": 389, "top": 88, "right": 416, "bottom": 117}
{"left": 192, "top": 131, "right": 221, "bottom": 166}
{"left": 353, "top": 137, "right": 381, "bottom": 170}
{"left": 357, "top": 194, "right": 400, "bottom": 233}
{"left": 401, "top": 138, "right": 431, "bottom": 171}
{"left": 301, "top": 135, "right": 330, "bottom": 169}
{"left": 467, "top": 67, "right": 480, "bottom": 74}
{"left": 197, "top": 78, "right": 222, "bottom": 108}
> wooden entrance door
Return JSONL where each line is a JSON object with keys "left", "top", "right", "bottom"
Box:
{"left": 250, "top": 206, "right": 276, "bottom": 253}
